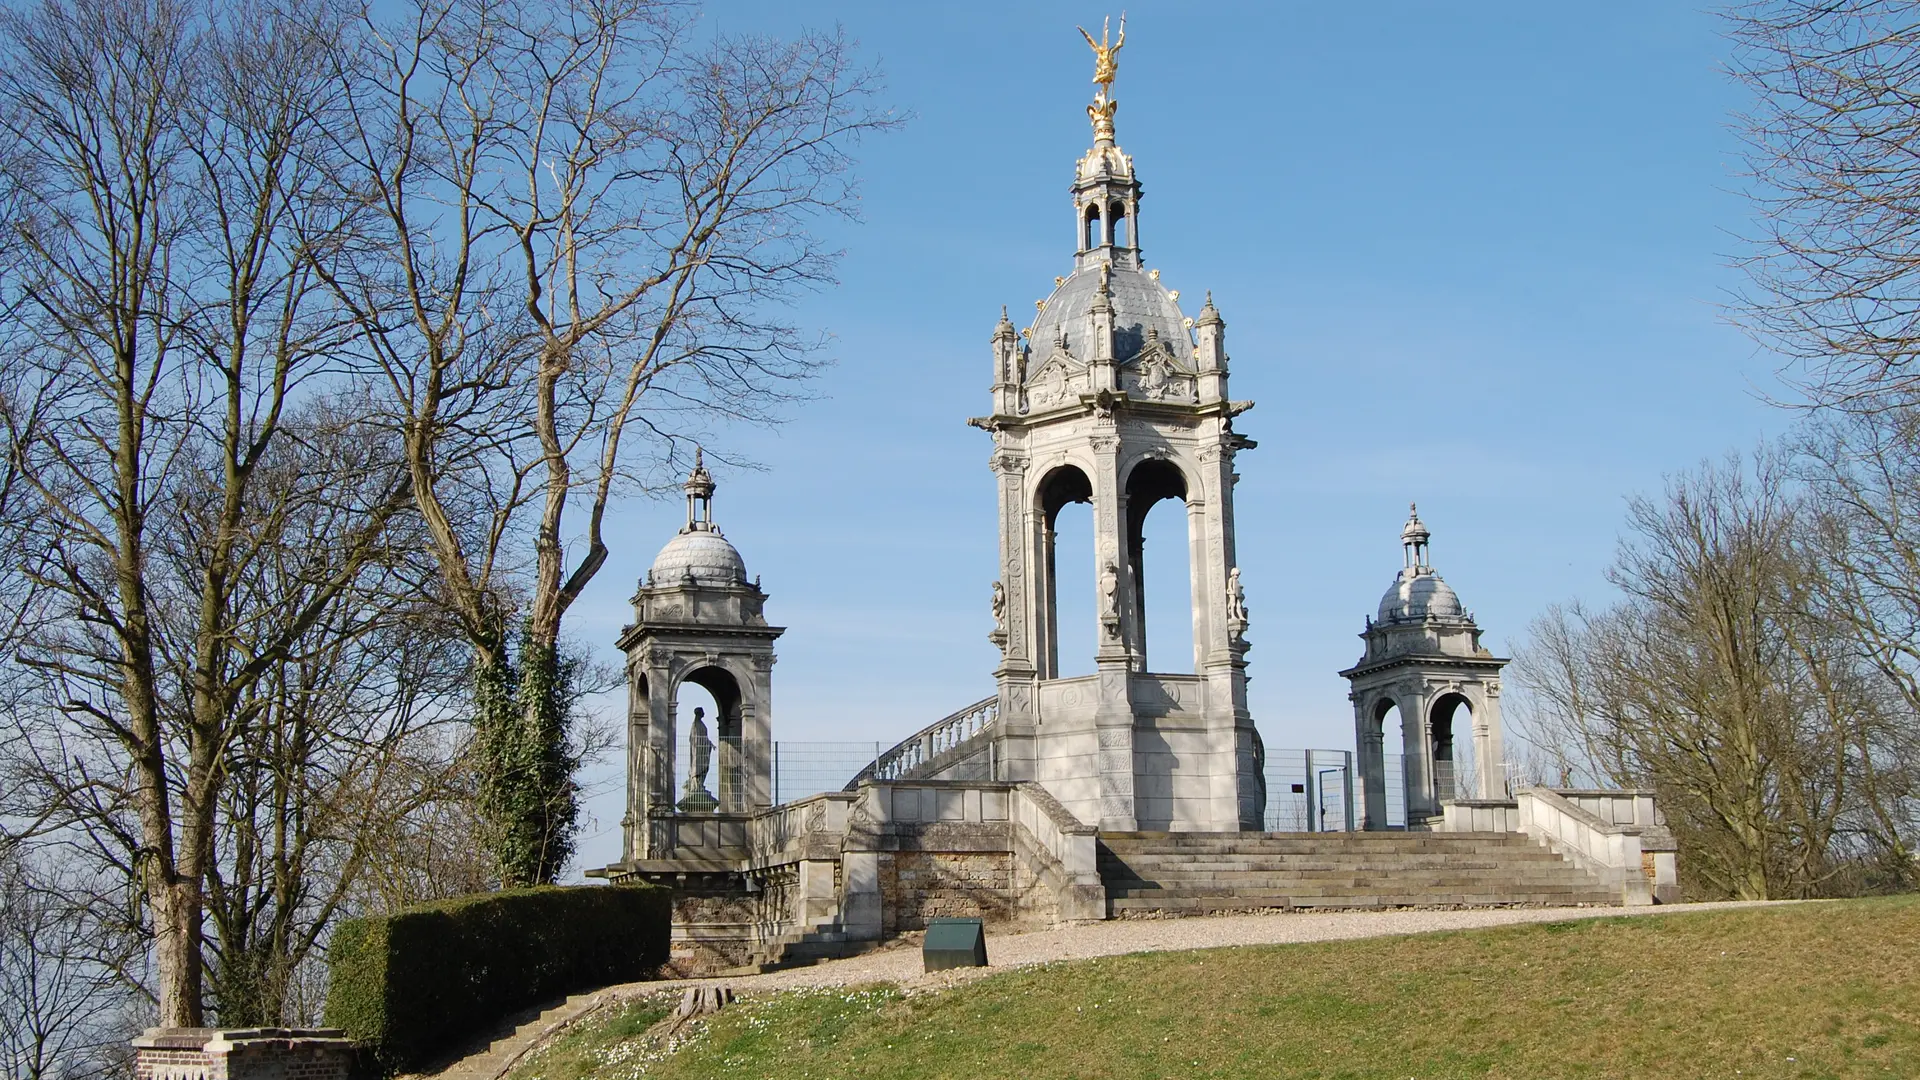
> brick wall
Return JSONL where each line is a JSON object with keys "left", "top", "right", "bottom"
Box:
{"left": 132, "top": 1029, "right": 355, "bottom": 1080}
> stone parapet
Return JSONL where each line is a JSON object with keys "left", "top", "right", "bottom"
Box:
{"left": 1515, "top": 787, "right": 1654, "bottom": 906}
{"left": 132, "top": 1029, "right": 356, "bottom": 1080}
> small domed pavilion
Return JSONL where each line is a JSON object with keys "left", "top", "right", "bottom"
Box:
{"left": 615, "top": 451, "right": 783, "bottom": 862}
{"left": 1340, "top": 505, "right": 1509, "bottom": 830}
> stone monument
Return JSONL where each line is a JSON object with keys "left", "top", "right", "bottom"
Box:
{"left": 969, "top": 25, "right": 1263, "bottom": 832}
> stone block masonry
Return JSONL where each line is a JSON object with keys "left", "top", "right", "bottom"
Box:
{"left": 880, "top": 851, "right": 1015, "bottom": 933}
{"left": 132, "top": 1029, "right": 356, "bottom": 1080}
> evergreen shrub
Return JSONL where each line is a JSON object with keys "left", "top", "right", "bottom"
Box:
{"left": 324, "top": 883, "right": 671, "bottom": 1073}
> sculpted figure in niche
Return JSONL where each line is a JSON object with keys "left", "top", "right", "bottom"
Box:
{"left": 679, "top": 706, "right": 718, "bottom": 811}
{"left": 1099, "top": 559, "right": 1121, "bottom": 639}
{"left": 1227, "top": 566, "right": 1250, "bottom": 640}
{"left": 989, "top": 580, "right": 1009, "bottom": 648}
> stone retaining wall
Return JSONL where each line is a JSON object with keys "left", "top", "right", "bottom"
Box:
{"left": 879, "top": 851, "right": 1015, "bottom": 933}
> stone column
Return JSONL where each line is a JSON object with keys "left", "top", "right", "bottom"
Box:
{"left": 1401, "top": 688, "right": 1438, "bottom": 827}
{"left": 992, "top": 447, "right": 1038, "bottom": 782}
{"left": 1354, "top": 696, "right": 1389, "bottom": 831}
{"left": 1474, "top": 683, "right": 1507, "bottom": 800}
{"left": 1091, "top": 432, "right": 1137, "bottom": 831}
{"left": 746, "top": 654, "right": 776, "bottom": 810}
{"left": 645, "top": 666, "right": 677, "bottom": 857}
{"left": 624, "top": 659, "right": 649, "bottom": 860}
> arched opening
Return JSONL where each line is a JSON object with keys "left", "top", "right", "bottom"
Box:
{"left": 1125, "top": 458, "right": 1192, "bottom": 673}
{"left": 675, "top": 666, "right": 743, "bottom": 811}
{"left": 1039, "top": 465, "right": 1095, "bottom": 679}
{"left": 1371, "top": 697, "right": 1410, "bottom": 829}
{"left": 1109, "top": 202, "right": 1129, "bottom": 247}
{"left": 1083, "top": 203, "right": 1103, "bottom": 249}
{"left": 1429, "top": 693, "right": 1475, "bottom": 803}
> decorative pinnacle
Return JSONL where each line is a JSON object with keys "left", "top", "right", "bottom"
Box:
{"left": 1401, "top": 502, "right": 1431, "bottom": 570}
{"left": 684, "top": 447, "right": 715, "bottom": 501}
{"left": 1079, "top": 14, "right": 1125, "bottom": 144}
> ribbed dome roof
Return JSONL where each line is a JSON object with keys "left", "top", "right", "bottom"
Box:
{"left": 1029, "top": 262, "right": 1190, "bottom": 361}
{"left": 649, "top": 528, "right": 745, "bottom": 586}
{"left": 1377, "top": 567, "right": 1465, "bottom": 623}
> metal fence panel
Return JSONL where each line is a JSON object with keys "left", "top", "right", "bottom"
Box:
{"left": 771, "top": 741, "right": 885, "bottom": 804}
{"left": 769, "top": 738, "right": 1427, "bottom": 833}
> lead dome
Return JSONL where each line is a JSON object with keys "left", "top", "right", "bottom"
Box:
{"left": 1029, "top": 262, "right": 1190, "bottom": 362}
{"left": 1377, "top": 568, "right": 1464, "bottom": 623}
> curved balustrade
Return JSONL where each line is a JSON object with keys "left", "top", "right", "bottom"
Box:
{"left": 844, "top": 695, "right": 999, "bottom": 789}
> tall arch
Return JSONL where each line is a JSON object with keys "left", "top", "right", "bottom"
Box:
{"left": 1083, "top": 203, "right": 1103, "bottom": 249}
{"left": 1037, "top": 464, "right": 1094, "bottom": 678}
{"left": 1428, "top": 691, "right": 1474, "bottom": 804}
{"left": 678, "top": 665, "right": 746, "bottom": 810}
{"left": 1124, "top": 457, "right": 1192, "bottom": 672}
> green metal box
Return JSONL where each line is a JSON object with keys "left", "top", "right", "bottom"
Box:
{"left": 922, "top": 917, "right": 988, "bottom": 972}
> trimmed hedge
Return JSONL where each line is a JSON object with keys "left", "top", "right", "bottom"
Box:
{"left": 324, "top": 883, "right": 671, "bottom": 1073}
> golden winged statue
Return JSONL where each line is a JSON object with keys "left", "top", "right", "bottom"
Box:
{"left": 1077, "top": 13, "right": 1125, "bottom": 92}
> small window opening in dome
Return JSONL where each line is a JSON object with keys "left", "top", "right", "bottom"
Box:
{"left": 1109, "top": 203, "right": 1128, "bottom": 247}
{"left": 1083, "top": 203, "right": 1103, "bottom": 250}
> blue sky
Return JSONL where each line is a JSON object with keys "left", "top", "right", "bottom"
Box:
{"left": 567, "top": 2, "right": 1786, "bottom": 869}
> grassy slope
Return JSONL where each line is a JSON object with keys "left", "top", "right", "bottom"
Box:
{"left": 514, "top": 898, "right": 1920, "bottom": 1080}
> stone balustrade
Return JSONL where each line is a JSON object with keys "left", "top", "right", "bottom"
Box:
{"left": 1514, "top": 786, "right": 1654, "bottom": 906}
{"left": 858, "top": 697, "right": 999, "bottom": 783}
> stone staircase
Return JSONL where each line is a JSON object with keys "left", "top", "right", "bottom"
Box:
{"left": 750, "top": 919, "right": 880, "bottom": 973}
{"left": 1098, "top": 831, "right": 1618, "bottom": 914}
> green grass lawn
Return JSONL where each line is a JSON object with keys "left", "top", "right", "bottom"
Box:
{"left": 509, "top": 898, "right": 1920, "bottom": 1080}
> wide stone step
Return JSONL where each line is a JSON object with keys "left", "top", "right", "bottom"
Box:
{"left": 1108, "top": 894, "right": 1608, "bottom": 912}
{"left": 1106, "top": 878, "right": 1601, "bottom": 895}
{"left": 1092, "top": 830, "right": 1620, "bottom": 916}
{"left": 1099, "top": 855, "right": 1566, "bottom": 871}
{"left": 1107, "top": 880, "right": 1606, "bottom": 898}
{"left": 1097, "top": 853, "right": 1586, "bottom": 868}
{"left": 1099, "top": 838, "right": 1540, "bottom": 855}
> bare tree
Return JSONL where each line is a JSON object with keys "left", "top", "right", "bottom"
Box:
{"left": 194, "top": 436, "right": 473, "bottom": 1025}
{"left": 1513, "top": 453, "right": 1914, "bottom": 898}
{"left": 1729, "top": 0, "right": 1920, "bottom": 405}
{"left": 0, "top": 0, "right": 410, "bottom": 1026}
{"left": 316, "top": 0, "right": 898, "bottom": 884}
{"left": 0, "top": 848, "right": 140, "bottom": 1080}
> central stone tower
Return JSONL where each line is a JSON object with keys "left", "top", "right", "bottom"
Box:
{"left": 971, "top": 20, "right": 1263, "bottom": 832}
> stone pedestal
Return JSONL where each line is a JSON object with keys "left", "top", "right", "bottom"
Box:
{"left": 132, "top": 1028, "right": 357, "bottom": 1080}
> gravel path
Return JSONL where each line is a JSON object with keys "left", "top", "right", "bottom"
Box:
{"left": 643, "top": 899, "right": 1797, "bottom": 996}
{"left": 438, "top": 900, "right": 1800, "bottom": 1080}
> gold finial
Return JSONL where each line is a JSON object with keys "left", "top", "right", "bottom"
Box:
{"left": 1078, "top": 14, "right": 1125, "bottom": 94}
{"left": 1078, "top": 13, "right": 1126, "bottom": 143}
